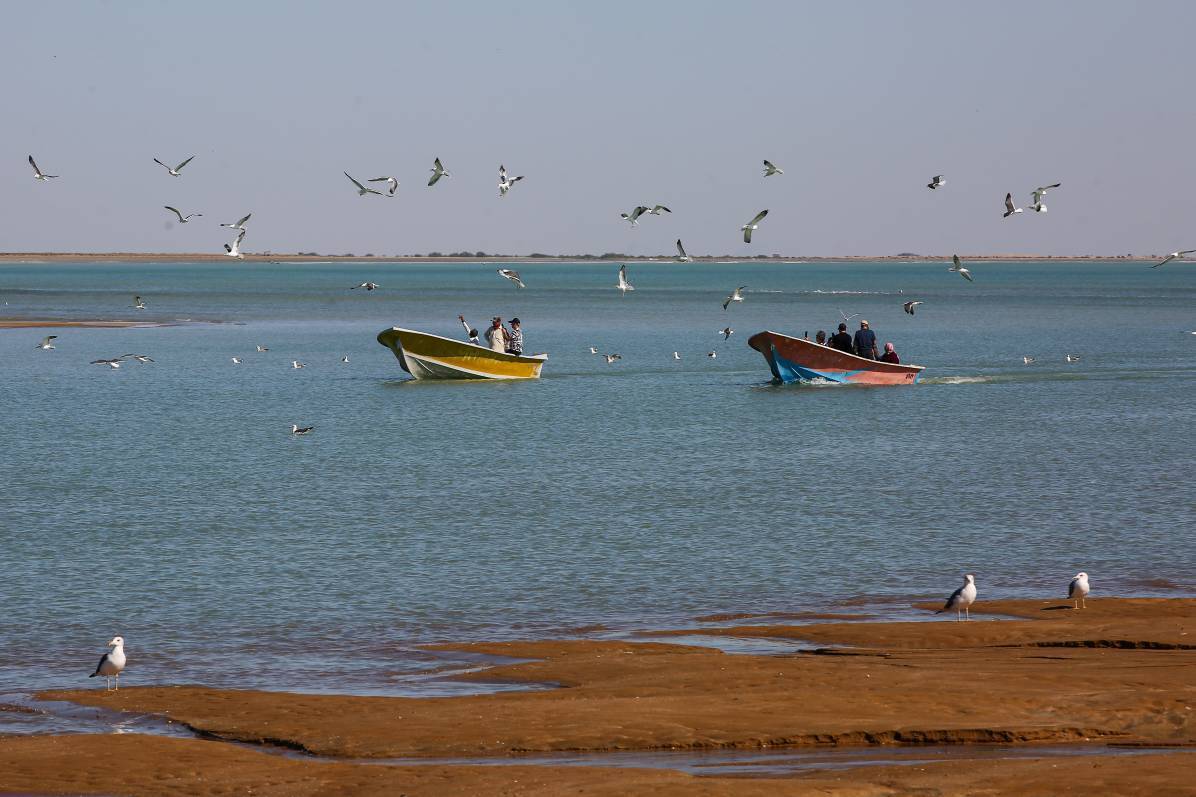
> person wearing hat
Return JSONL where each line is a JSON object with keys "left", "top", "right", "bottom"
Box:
{"left": 853, "top": 319, "right": 878, "bottom": 359}
{"left": 484, "top": 316, "right": 508, "bottom": 353}
{"left": 506, "top": 317, "right": 524, "bottom": 356}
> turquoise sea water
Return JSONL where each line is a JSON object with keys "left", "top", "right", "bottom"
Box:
{"left": 1, "top": 259, "right": 1194, "bottom": 707}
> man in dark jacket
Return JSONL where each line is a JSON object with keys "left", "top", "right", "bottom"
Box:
{"left": 829, "top": 323, "right": 854, "bottom": 354}
{"left": 853, "top": 320, "right": 878, "bottom": 359}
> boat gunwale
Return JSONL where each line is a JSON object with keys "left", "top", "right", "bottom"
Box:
{"left": 749, "top": 330, "right": 924, "bottom": 373}
{"left": 381, "top": 326, "right": 547, "bottom": 363}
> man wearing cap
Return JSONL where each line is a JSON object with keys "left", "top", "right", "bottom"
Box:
{"left": 853, "top": 319, "right": 878, "bottom": 359}
{"left": 484, "top": 316, "right": 508, "bottom": 353}
{"left": 506, "top": 318, "right": 524, "bottom": 356}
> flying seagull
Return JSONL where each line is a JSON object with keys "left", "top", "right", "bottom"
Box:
{"left": 428, "top": 157, "right": 450, "bottom": 187}
{"left": 498, "top": 164, "right": 524, "bottom": 197}
{"left": 154, "top": 155, "right": 195, "bottom": 176}
{"left": 352, "top": 282, "right": 380, "bottom": 291}
{"left": 646, "top": 205, "right": 671, "bottom": 215}
{"left": 1151, "top": 249, "right": 1196, "bottom": 268}
{"left": 220, "top": 213, "right": 252, "bottom": 230}
{"left": 741, "top": 209, "right": 769, "bottom": 243}
{"left": 1068, "top": 572, "right": 1090, "bottom": 609}
{"left": 497, "top": 268, "right": 525, "bottom": 288}
{"left": 224, "top": 229, "right": 246, "bottom": 259}
{"left": 1030, "top": 183, "right": 1061, "bottom": 213}
{"left": 35, "top": 335, "right": 58, "bottom": 350}
{"left": 603, "top": 353, "right": 622, "bottom": 363}
{"left": 927, "top": 174, "right": 945, "bottom": 190}
{"left": 719, "top": 326, "right": 734, "bottom": 341}
{"left": 90, "top": 358, "right": 123, "bottom": 368}
{"left": 903, "top": 300, "right": 923, "bottom": 315}
{"left": 936, "top": 573, "right": 977, "bottom": 621}
{"left": 164, "top": 206, "right": 202, "bottom": 223}
{"left": 89, "top": 636, "right": 126, "bottom": 691}
{"left": 291, "top": 424, "right": 314, "bottom": 435}
{"left": 345, "top": 172, "right": 383, "bottom": 197}
{"left": 28, "top": 155, "right": 58, "bottom": 180}
{"left": 838, "top": 308, "right": 859, "bottom": 324}
{"left": 616, "top": 264, "right": 635, "bottom": 295}
{"left": 368, "top": 176, "right": 399, "bottom": 196}
{"left": 132, "top": 296, "right": 146, "bottom": 310}
{"left": 949, "top": 254, "right": 973, "bottom": 282}
{"left": 762, "top": 160, "right": 784, "bottom": 177}
{"left": 621, "top": 206, "right": 649, "bottom": 226}
{"left": 121, "top": 354, "right": 154, "bottom": 363}
{"left": 675, "top": 239, "right": 692, "bottom": 263}
{"left": 1003, "top": 193, "right": 1023, "bottom": 218}
{"left": 722, "top": 286, "right": 747, "bottom": 311}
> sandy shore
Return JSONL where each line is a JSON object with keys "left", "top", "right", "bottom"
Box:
{"left": 9, "top": 598, "right": 1193, "bottom": 795}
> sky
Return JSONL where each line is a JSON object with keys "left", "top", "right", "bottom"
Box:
{"left": 4, "top": 0, "right": 1195, "bottom": 256}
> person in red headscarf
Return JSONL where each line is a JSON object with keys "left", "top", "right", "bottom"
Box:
{"left": 879, "top": 341, "right": 900, "bottom": 364}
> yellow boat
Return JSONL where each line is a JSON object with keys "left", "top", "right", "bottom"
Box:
{"left": 376, "top": 327, "right": 547, "bottom": 380}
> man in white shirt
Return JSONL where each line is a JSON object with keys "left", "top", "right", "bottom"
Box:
{"left": 484, "top": 316, "right": 508, "bottom": 353}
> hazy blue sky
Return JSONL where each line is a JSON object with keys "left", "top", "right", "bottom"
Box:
{"left": 4, "top": 1, "right": 1195, "bottom": 256}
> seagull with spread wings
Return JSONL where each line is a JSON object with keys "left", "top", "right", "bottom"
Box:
{"left": 1151, "top": 249, "right": 1196, "bottom": 268}
{"left": 28, "top": 155, "right": 58, "bottom": 180}
{"left": 497, "top": 268, "right": 525, "bottom": 288}
{"left": 224, "top": 229, "right": 246, "bottom": 259}
{"left": 154, "top": 155, "right": 195, "bottom": 176}
{"left": 763, "top": 160, "right": 784, "bottom": 177}
{"left": 616, "top": 264, "right": 634, "bottom": 295}
{"left": 927, "top": 174, "right": 945, "bottom": 190}
{"left": 220, "top": 213, "right": 252, "bottom": 230}
{"left": 1003, "top": 193, "right": 1023, "bottom": 218}
{"left": 498, "top": 165, "right": 524, "bottom": 197}
{"left": 903, "top": 300, "right": 923, "bottom": 315}
{"left": 949, "top": 254, "right": 973, "bottom": 282}
{"left": 645, "top": 204, "right": 671, "bottom": 215}
{"left": 428, "top": 157, "right": 450, "bottom": 187}
{"left": 1030, "top": 183, "right": 1061, "bottom": 213}
{"left": 368, "top": 176, "right": 399, "bottom": 196}
{"left": 164, "top": 206, "right": 202, "bottom": 223}
{"left": 35, "top": 335, "right": 58, "bottom": 350}
{"left": 620, "top": 206, "right": 649, "bottom": 226}
{"left": 674, "top": 239, "right": 692, "bottom": 263}
{"left": 741, "top": 209, "right": 768, "bottom": 243}
{"left": 722, "top": 286, "right": 747, "bottom": 311}
{"left": 345, "top": 172, "right": 383, "bottom": 197}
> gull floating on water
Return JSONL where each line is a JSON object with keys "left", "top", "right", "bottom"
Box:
{"left": 164, "top": 206, "right": 202, "bottom": 223}
{"left": 762, "top": 160, "right": 784, "bottom": 177}
{"left": 1030, "top": 183, "right": 1061, "bottom": 213}
{"left": 224, "top": 229, "right": 246, "bottom": 259}
{"left": 90, "top": 358, "right": 123, "bottom": 369}
{"left": 903, "top": 301, "right": 923, "bottom": 315}
{"left": 927, "top": 174, "right": 945, "bottom": 190}
{"left": 220, "top": 213, "right": 252, "bottom": 230}
{"left": 497, "top": 268, "right": 525, "bottom": 288}
{"left": 291, "top": 360, "right": 305, "bottom": 369}
{"left": 291, "top": 424, "right": 314, "bottom": 435}
{"left": 949, "top": 254, "right": 973, "bottom": 282}
{"left": 707, "top": 351, "right": 717, "bottom": 358}
{"left": 231, "top": 357, "right": 242, "bottom": 364}
{"left": 673, "top": 351, "right": 681, "bottom": 360}
{"left": 621, "top": 206, "right": 649, "bottom": 226}
{"left": 1023, "top": 356, "right": 1036, "bottom": 364}
{"left": 35, "top": 335, "right": 58, "bottom": 350}
{"left": 28, "top": 155, "right": 58, "bottom": 180}
{"left": 1003, "top": 193, "right": 1023, "bottom": 218}
{"left": 719, "top": 326, "right": 734, "bottom": 341}
{"left": 89, "top": 636, "right": 126, "bottom": 691}
{"left": 1151, "top": 249, "right": 1196, "bottom": 268}
{"left": 616, "top": 264, "right": 634, "bottom": 295}
{"left": 154, "top": 155, "right": 195, "bottom": 176}
{"left": 646, "top": 205, "right": 671, "bottom": 215}
{"left": 675, "top": 239, "right": 691, "bottom": 263}
{"left": 498, "top": 165, "right": 524, "bottom": 198}
{"left": 368, "top": 176, "right": 399, "bottom": 196}
{"left": 352, "top": 282, "right": 380, "bottom": 291}
{"left": 345, "top": 172, "right": 383, "bottom": 197}
{"left": 741, "top": 209, "right": 768, "bottom": 243}
{"left": 256, "top": 345, "right": 269, "bottom": 352}
{"left": 588, "top": 346, "right": 598, "bottom": 354}
{"left": 1066, "top": 354, "right": 1080, "bottom": 363}
{"left": 722, "top": 286, "right": 747, "bottom": 311}
{"left": 603, "top": 354, "right": 621, "bottom": 363}
{"left": 1069, "top": 571, "right": 1090, "bottom": 609}
{"left": 428, "top": 158, "right": 450, "bottom": 187}
{"left": 340, "top": 356, "right": 350, "bottom": 364}
{"left": 937, "top": 574, "right": 977, "bottom": 621}
{"left": 132, "top": 296, "right": 146, "bottom": 310}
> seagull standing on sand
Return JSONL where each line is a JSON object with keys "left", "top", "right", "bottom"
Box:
{"left": 428, "top": 158, "right": 450, "bottom": 187}
{"left": 949, "top": 254, "right": 973, "bottom": 282}
{"left": 722, "top": 286, "right": 747, "bottom": 311}
{"left": 763, "top": 160, "right": 784, "bottom": 177}
{"left": 936, "top": 574, "right": 977, "bottom": 621}
{"left": 1151, "top": 249, "right": 1196, "bottom": 268}
{"left": 368, "top": 177, "right": 399, "bottom": 196}
{"left": 498, "top": 165, "right": 524, "bottom": 197}
{"left": 89, "top": 636, "right": 126, "bottom": 691}
{"left": 35, "top": 335, "right": 58, "bottom": 350}
{"left": 1030, "top": 183, "right": 1061, "bottom": 213}
{"left": 164, "top": 206, "right": 202, "bottom": 223}
{"left": 741, "top": 210, "right": 768, "bottom": 243}
{"left": 291, "top": 424, "right": 314, "bottom": 435}
{"left": 220, "top": 213, "right": 252, "bottom": 230}
{"left": 224, "top": 229, "right": 246, "bottom": 259}
{"left": 903, "top": 301, "right": 923, "bottom": 315}
{"left": 1069, "top": 572, "right": 1090, "bottom": 609}
{"left": 675, "top": 239, "right": 692, "bottom": 263}
{"left": 345, "top": 172, "right": 384, "bottom": 197}
{"left": 719, "top": 326, "right": 734, "bottom": 341}
{"left": 497, "top": 268, "right": 525, "bottom": 288}
{"left": 616, "top": 264, "right": 634, "bottom": 295}
{"left": 154, "top": 155, "right": 195, "bottom": 176}
{"left": 1003, "top": 193, "right": 1023, "bottom": 218}
{"left": 132, "top": 296, "right": 146, "bottom": 310}
{"left": 28, "top": 155, "right": 58, "bottom": 180}
{"left": 621, "top": 206, "right": 649, "bottom": 226}
{"left": 927, "top": 174, "right": 945, "bottom": 190}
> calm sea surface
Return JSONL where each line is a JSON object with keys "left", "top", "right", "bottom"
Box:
{"left": 1, "top": 259, "right": 1194, "bottom": 714}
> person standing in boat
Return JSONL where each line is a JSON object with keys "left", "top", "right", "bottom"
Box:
{"left": 853, "top": 320, "right": 878, "bottom": 359}
{"left": 459, "top": 315, "right": 480, "bottom": 345}
{"left": 829, "top": 323, "right": 854, "bottom": 354}
{"left": 506, "top": 318, "right": 524, "bottom": 356}
{"left": 815, "top": 330, "right": 827, "bottom": 346}
{"left": 484, "top": 316, "right": 509, "bottom": 353}
{"left": 879, "top": 342, "right": 900, "bottom": 364}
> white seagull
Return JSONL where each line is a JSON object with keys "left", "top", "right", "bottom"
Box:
{"left": 903, "top": 300, "right": 923, "bottom": 315}
{"left": 1030, "top": 183, "right": 1061, "bottom": 213}
{"left": 89, "top": 636, "right": 126, "bottom": 691}
{"left": 231, "top": 357, "right": 242, "bottom": 364}
{"left": 291, "top": 360, "right": 305, "bottom": 369}
{"left": 368, "top": 176, "right": 399, "bottom": 196}
{"left": 588, "top": 346, "right": 598, "bottom": 354}
{"left": 256, "top": 345, "right": 269, "bottom": 352}
{"left": 927, "top": 174, "right": 945, "bottom": 190}
{"left": 352, "top": 282, "right": 380, "bottom": 291}
{"left": 936, "top": 574, "right": 978, "bottom": 621}
{"left": 1151, "top": 249, "right": 1196, "bottom": 268}
{"left": 340, "top": 356, "right": 350, "bottom": 364}
{"left": 616, "top": 264, "right": 635, "bottom": 295}
{"left": 35, "top": 335, "right": 58, "bottom": 350}
{"left": 497, "top": 268, "right": 525, "bottom": 288}
{"left": 1066, "top": 354, "right": 1080, "bottom": 363}
{"left": 90, "top": 358, "right": 123, "bottom": 369}
{"left": 1068, "top": 571, "right": 1090, "bottom": 609}
{"left": 428, "top": 157, "right": 450, "bottom": 187}
{"left": 132, "top": 295, "right": 146, "bottom": 310}
{"left": 291, "top": 424, "right": 314, "bottom": 435}
{"left": 741, "top": 209, "right": 769, "bottom": 243}
{"left": 154, "top": 155, "right": 195, "bottom": 176}
{"left": 498, "top": 165, "right": 524, "bottom": 197}
{"left": 1023, "top": 356, "right": 1036, "bottom": 364}
{"left": 220, "top": 213, "right": 252, "bottom": 230}
{"left": 1003, "top": 193, "right": 1023, "bottom": 218}
{"left": 224, "top": 229, "right": 246, "bottom": 259}
{"left": 838, "top": 308, "right": 859, "bottom": 324}
{"left": 762, "top": 160, "right": 784, "bottom": 177}
{"left": 719, "top": 326, "right": 734, "bottom": 341}
{"left": 121, "top": 354, "right": 154, "bottom": 363}
{"left": 722, "top": 286, "right": 747, "bottom": 311}
{"left": 707, "top": 351, "right": 717, "bottom": 358}
{"left": 673, "top": 351, "right": 681, "bottom": 360}
{"left": 28, "top": 155, "right": 58, "bottom": 180}
{"left": 675, "top": 239, "right": 692, "bottom": 263}
{"left": 646, "top": 205, "right": 671, "bottom": 215}
{"left": 345, "top": 172, "right": 383, "bottom": 197}
{"left": 164, "top": 206, "right": 202, "bottom": 223}
{"left": 949, "top": 254, "right": 973, "bottom": 282}
{"left": 603, "top": 353, "right": 622, "bottom": 364}
{"left": 621, "top": 206, "right": 649, "bottom": 226}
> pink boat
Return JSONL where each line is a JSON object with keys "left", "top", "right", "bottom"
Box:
{"left": 748, "top": 331, "right": 924, "bottom": 385}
